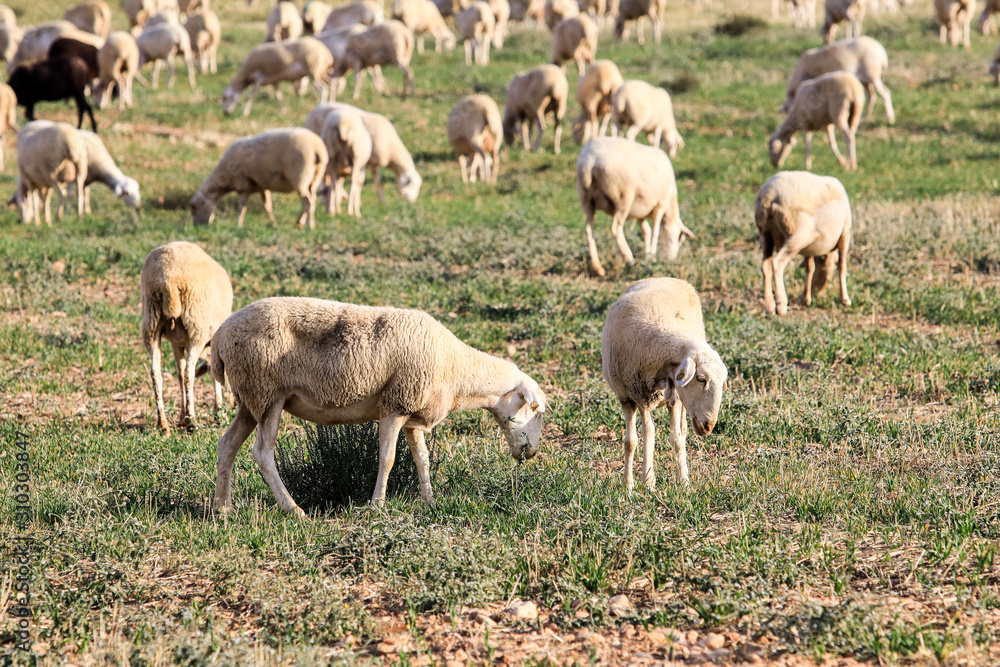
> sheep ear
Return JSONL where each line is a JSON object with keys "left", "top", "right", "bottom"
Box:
{"left": 114, "top": 183, "right": 125, "bottom": 197}
{"left": 675, "top": 357, "right": 696, "bottom": 388}
{"left": 770, "top": 139, "right": 782, "bottom": 153}
{"left": 679, "top": 221, "right": 695, "bottom": 239}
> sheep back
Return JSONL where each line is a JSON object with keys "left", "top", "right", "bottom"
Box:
{"left": 200, "top": 128, "right": 328, "bottom": 197}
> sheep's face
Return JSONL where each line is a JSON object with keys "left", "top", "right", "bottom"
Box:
{"left": 221, "top": 87, "right": 240, "bottom": 115}
{"left": 665, "top": 130, "right": 684, "bottom": 159}
{"left": 494, "top": 380, "right": 546, "bottom": 461}
{"left": 189, "top": 192, "right": 215, "bottom": 225}
{"left": 116, "top": 178, "right": 142, "bottom": 209}
{"left": 397, "top": 172, "right": 422, "bottom": 202}
{"left": 667, "top": 351, "right": 728, "bottom": 437}
{"left": 768, "top": 135, "right": 795, "bottom": 168}
{"left": 659, "top": 217, "right": 695, "bottom": 262}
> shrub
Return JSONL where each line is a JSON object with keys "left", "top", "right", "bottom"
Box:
{"left": 714, "top": 14, "right": 767, "bottom": 37}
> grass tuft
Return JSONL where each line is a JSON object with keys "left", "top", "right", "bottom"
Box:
{"left": 714, "top": 14, "right": 769, "bottom": 37}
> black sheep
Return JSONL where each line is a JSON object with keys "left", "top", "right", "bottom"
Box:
{"left": 8, "top": 56, "right": 98, "bottom": 132}
{"left": 47, "top": 38, "right": 100, "bottom": 81}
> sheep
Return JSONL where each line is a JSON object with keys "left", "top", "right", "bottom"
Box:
{"left": 613, "top": 0, "right": 664, "bottom": 44}
{"left": 321, "top": 1, "right": 385, "bottom": 30}
{"left": 9, "top": 21, "right": 98, "bottom": 70}
{"left": 457, "top": 2, "right": 495, "bottom": 65}
{"left": 0, "top": 5, "right": 15, "bottom": 28}
{"left": 93, "top": 32, "right": 140, "bottom": 109}
{"left": 76, "top": 130, "right": 141, "bottom": 212}
{"left": 141, "top": 241, "right": 233, "bottom": 435}
{"left": 14, "top": 120, "right": 88, "bottom": 225}
{"left": 331, "top": 20, "right": 414, "bottom": 99}
{"left": 222, "top": 37, "right": 333, "bottom": 116}
{"left": 209, "top": 296, "right": 547, "bottom": 515}
{"left": 0, "top": 82, "right": 15, "bottom": 171}
{"left": 544, "top": 0, "right": 579, "bottom": 30}
{"left": 601, "top": 277, "right": 728, "bottom": 491}
{"left": 781, "top": 36, "right": 895, "bottom": 124}
{"left": 178, "top": 0, "right": 209, "bottom": 16}
{"left": 552, "top": 14, "right": 597, "bottom": 75}
{"left": 571, "top": 59, "right": 624, "bottom": 145}
{"left": 979, "top": 0, "right": 1000, "bottom": 33}
{"left": 822, "top": 0, "right": 865, "bottom": 44}
{"left": 503, "top": 64, "right": 568, "bottom": 154}
{"left": 303, "top": 0, "right": 334, "bottom": 33}
{"left": 63, "top": 1, "right": 112, "bottom": 38}
{"left": 433, "top": 0, "right": 470, "bottom": 19}
{"left": 0, "top": 24, "right": 22, "bottom": 70}
{"left": 578, "top": 0, "right": 608, "bottom": 25}
{"left": 136, "top": 22, "right": 196, "bottom": 89}
{"left": 48, "top": 37, "right": 100, "bottom": 81}
{"left": 190, "top": 128, "right": 328, "bottom": 229}
{"left": 392, "top": 0, "right": 456, "bottom": 53}
{"left": 510, "top": 0, "right": 545, "bottom": 22}
{"left": 143, "top": 9, "right": 181, "bottom": 29}
{"left": 305, "top": 103, "right": 423, "bottom": 202}
{"left": 267, "top": 1, "right": 304, "bottom": 41}
{"left": 184, "top": 9, "right": 220, "bottom": 74}
{"left": 754, "top": 171, "right": 852, "bottom": 317}
{"left": 768, "top": 70, "right": 865, "bottom": 171}
{"left": 576, "top": 137, "right": 692, "bottom": 277}
{"left": 320, "top": 107, "right": 373, "bottom": 217}
{"left": 124, "top": 0, "right": 157, "bottom": 34}
{"left": 611, "top": 80, "right": 684, "bottom": 157}
{"left": 936, "top": 0, "right": 976, "bottom": 47}
{"left": 772, "top": 0, "right": 817, "bottom": 27}
{"left": 489, "top": 0, "right": 510, "bottom": 48}
{"left": 314, "top": 24, "right": 379, "bottom": 95}
{"left": 8, "top": 56, "right": 97, "bottom": 132}
{"left": 448, "top": 94, "right": 503, "bottom": 184}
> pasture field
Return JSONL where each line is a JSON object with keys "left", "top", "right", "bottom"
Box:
{"left": 3, "top": 0, "right": 1000, "bottom": 663}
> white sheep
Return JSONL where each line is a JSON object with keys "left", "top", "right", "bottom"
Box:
{"left": 457, "top": 2, "right": 495, "bottom": 65}
{"left": 141, "top": 241, "right": 233, "bottom": 435}
{"left": 10, "top": 21, "right": 95, "bottom": 70}
{"left": 489, "top": 0, "right": 510, "bottom": 47}
{"left": 448, "top": 94, "right": 503, "bottom": 184}
{"left": 321, "top": 1, "right": 385, "bottom": 30}
{"left": 781, "top": 36, "right": 895, "bottom": 124}
{"left": 611, "top": 79, "right": 684, "bottom": 157}
{"left": 0, "top": 5, "right": 16, "bottom": 28}
{"left": 769, "top": 70, "right": 865, "bottom": 171}
{"left": 0, "top": 82, "right": 16, "bottom": 171}
{"left": 14, "top": 120, "right": 88, "bottom": 226}
{"left": 320, "top": 107, "right": 373, "bottom": 217}
{"left": 190, "top": 128, "right": 329, "bottom": 229}
{"left": 77, "top": 130, "right": 141, "bottom": 212}
{"left": 392, "top": 0, "right": 457, "bottom": 53}
{"left": 63, "top": 1, "right": 113, "bottom": 38}
{"left": 267, "top": 1, "right": 304, "bottom": 41}
{"left": 144, "top": 9, "right": 181, "bottom": 28}
{"left": 331, "top": 20, "right": 415, "bottom": 99}
{"left": 602, "top": 278, "right": 728, "bottom": 491}
{"left": 178, "top": 0, "right": 209, "bottom": 17}
{"left": 936, "top": 0, "right": 976, "bottom": 47}
{"left": 571, "top": 59, "right": 624, "bottom": 144}
{"left": 503, "top": 64, "right": 568, "bottom": 154}
{"left": 754, "top": 171, "right": 852, "bottom": 316}
{"left": 544, "top": 0, "right": 579, "bottom": 30}
{"left": 552, "top": 14, "right": 597, "bottom": 75}
{"left": 576, "top": 136, "right": 692, "bottom": 277}
{"left": 979, "top": 0, "right": 1000, "bottom": 33}
{"left": 94, "top": 32, "right": 140, "bottom": 110}
{"left": 0, "top": 24, "right": 23, "bottom": 69}
{"left": 184, "top": 9, "right": 220, "bottom": 74}
{"left": 613, "top": 0, "right": 665, "bottom": 44}
{"left": 222, "top": 37, "right": 334, "bottom": 116}
{"left": 210, "top": 296, "right": 547, "bottom": 515}
{"left": 137, "top": 21, "right": 196, "bottom": 89}
{"left": 822, "top": 0, "right": 865, "bottom": 44}
{"left": 303, "top": 1, "right": 334, "bottom": 33}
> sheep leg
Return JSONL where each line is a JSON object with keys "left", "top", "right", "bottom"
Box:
{"left": 236, "top": 193, "right": 249, "bottom": 227}
{"left": 169, "top": 341, "right": 189, "bottom": 425}
{"left": 636, "top": 16, "right": 645, "bottom": 45}
{"left": 837, "top": 229, "right": 852, "bottom": 307}
{"left": 521, "top": 122, "right": 531, "bottom": 150}
{"left": 653, "top": 16, "right": 662, "bottom": 43}
{"left": 491, "top": 146, "right": 500, "bottom": 184}
{"left": 186, "top": 56, "right": 196, "bottom": 89}
{"left": 761, "top": 233, "right": 777, "bottom": 315}
{"left": 181, "top": 343, "right": 201, "bottom": 427}
{"left": 464, "top": 40, "right": 473, "bottom": 66}
{"left": 349, "top": 167, "right": 366, "bottom": 217}
{"left": 624, "top": 125, "right": 640, "bottom": 142}
{"left": 669, "top": 401, "right": 689, "bottom": 486}
{"left": 801, "top": 256, "right": 816, "bottom": 307}
{"left": 296, "top": 189, "right": 316, "bottom": 230}
{"left": 458, "top": 155, "right": 469, "bottom": 184}
{"left": 273, "top": 84, "right": 286, "bottom": 113}
{"left": 863, "top": 83, "right": 876, "bottom": 120}
{"left": 213, "top": 403, "right": 258, "bottom": 514}
{"left": 611, "top": 203, "right": 636, "bottom": 264}
{"left": 620, "top": 400, "right": 638, "bottom": 493}
{"left": 404, "top": 427, "right": 434, "bottom": 502}
{"left": 531, "top": 111, "right": 546, "bottom": 152}
{"left": 167, "top": 54, "right": 177, "bottom": 89}
{"left": 639, "top": 407, "right": 656, "bottom": 490}
{"left": 242, "top": 81, "right": 261, "bottom": 117}
{"left": 372, "top": 413, "right": 408, "bottom": 504}
{"left": 352, "top": 67, "right": 365, "bottom": 100}
{"left": 262, "top": 190, "right": 278, "bottom": 226}
{"left": 251, "top": 403, "right": 306, "bottom": 517}
{"left": 584, "top": 207, "right": 605, "bottom": 277}
{"left": 482, "top": 38, "right": 491, "bottom": 65}
{"left": 148, "top": 335, "right": 171, "bottom": 434}
{"left": 373, "top": 168, "right": 387, "bottom": 203}
{"left": 417, "top": 35, "right": 425, "bottom": 54}
{"left": 151, "top": 60, "right": 162, "bottom": 89}
{"left": 597, "top": 113, "right": 612, "bottom": 138}
{"left": 210, "top": 48, "right": 217, "bottom": 75}
{"left": 873, "top": 79, "right": 895, "bottom": 124}
{"left": 399, "top": 64, "right": 414, "bottom": 98}
{"left": 825, "top": 123, "right": 847, "bottom": 169}
{"left": 646, "top": 210, "right": 666, "bottom": 257}
{"left": 76, "top": 174, "right": 86, "bottom": 218}
{"left": 54, "top": 184, "right": 67, "bottom": 221}
{"left": 770, "top": 230, "right": 816, "bottom": 316}
{"left": 125, "top": 74, "right": 134, "bottom": 108}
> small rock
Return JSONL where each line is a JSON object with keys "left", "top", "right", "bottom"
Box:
{"left": 410, "top": 655, "right": 432, "bottom": 667}
{"left": 376, "top": 641, "right": 399, "bottom": 655}
{"left": 707, "top": 648, "right": 731, "bottom": 663}
{"left": 573, "top": 608, "right": 590, "bottom": 620}
{"left": 699, "top": 633, "right": 725, "bottom": 650}
{"left": 739, "top": 643, "right": 764, "bottom": 663}
{"left": 608, "top": 594, "right": 634, "bottom": 617}
{"left": 446, "top": 661, "right": 465, "bottom": 667}
{"left": 686, "top": 631, "right": 699, "bottom": 644}
{"left": 505, "top": 600, "right": 538, "bottom": 621}
{"left": 647, "top": 630, "right": 667, "bottom": 644}
{"left": 575, "top": 630, "right": 595, "bottom": 642}
{"left": 51, "top": 261, "right": 65, "bottom": 274}
{"left": 622, "top": 623, "right": 636, "bottom": 638}
{"left": 471, "top": 610, "right": 497, "bottom": 626}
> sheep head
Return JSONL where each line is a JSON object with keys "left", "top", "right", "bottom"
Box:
{"left": 768, "top": 134, "right": 795, "bottom": 168}
{"left": 221, "top": 87, "right": 240, "bottom": 115}
{"left": 397, "top": 171, "right": 422, "bottom": 202}
{"left": 492, "top": 378, "right": 546, "bottom": 461}
{"left": 115, "top": 178, "right": 142, "bottom": 209}
{"left": 658, "top": 216, "right": 695, "bottom": 262}
{"left": 665, "top": 130, "right": 684, "bottom": 159}
{"left": 664, "top": 348, "right": 727, "bottom": 436}
{"left": 189, "top": 191, "right": 215, "bottom": 224}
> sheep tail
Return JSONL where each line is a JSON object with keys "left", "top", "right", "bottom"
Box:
{"left": 160, "top": 282, "right": 184, "bottom": 320}
{"left": 210, "top": 342, "right": 227, "bottom": 388}
{"left": 847, "top": 99, "right": 863, "bottom": 131}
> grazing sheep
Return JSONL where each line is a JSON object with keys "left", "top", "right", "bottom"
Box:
{"left": 331, "top": 20, "right": 414, "bottom": 99}
{"left": 772, "top": 0, "right": 817, "bottom": 27}
{"left": 488, "top": 0, "right": 510, "bottom": 47}
{"left": 8, "top": 56, "right": 97, "bottom": 132}
{"left": 136, "top": 21, "right": 196, "bottom": 89}
{"left": 602, "top": 278, "right": 728, "bottom": 491}
{"left": 936, "top": 0, "right": 976, "bottom": 47}
{"left": 320, "top": 107, "right": 373, "bottom": 216}
{"left": 769, "top": 70, "right": 865, "bottom": 171}
{"left": 781, "top": 36, "right": 895, "bottom": 124}
{"left": 392, "top": 0, "right": 457, "bottom": 53}
{"left": 267, "top": 1, "right": 305, "bottom": 41}
{"left": 143, "top": 9, "right": 182, "bottom": 29}
{"left": 754, "top": 171, "right": 852, "bottom": 317}
{"left": 14, "top": 120, "right": 88, "bottom": 225}
{"left": 571, "top": 59, "right": 624, "bottom": 145}
{"left": 611, "top": 80, "right": 684, "bottom": 157}
{"left": 503, "top": 64, "right": 568, "bottom": 154}
{"left": 979, "top": 0, "right": 1000, "bottom": 33}
{"left": 321, "top": 1, "right": 385, "bottom": 30}
{"left": 178, "top": 0, "right": 209, "bottom": 16}
{"left": 48, "top": 37, "right": 100, "bottom": 81}
{"left": 457, "top": 2, "right": 495, "bottom": 65}
{"left": 822, "top": 0, "right": 865, "bottom": 44}
{"left": 77, "top": 130, "right": 141, "bottom": 212}
{"left": 63, "top": 1, "right": 113, "bottom": 37}
{"left": 613, "top": 0, "right": 664, "bottom": 44}
{"left": 141, "top": 242, "right": 233, "bottom": 435}
{"left": 578, "top": 0, "right": 608, "bottom": 25}
{"left": 184, "top": 9, "right": 220, "bottom": 74}
{"left": 510, "top": 0, "right": 544, "bottom": 23}
{"left": 576, "top": 136, "right": 692, "bottom": 277}
{"left": 544, "top": 0, "right": 579, "bottom": 30}
{"left": 124, "top": 0, "right": 157, "bottom": 33}
{"left": 303, "top": 1, "right": 334, "bottom": 33}
{"left": 552, "top": 14, "right": 597, "bottom": 75}
{"left": 190, "top": 128, "right": 328, "bottom": 229}
{"left": 94, "top": 32, "right": 140, "bottom": 109}
{"left": 433, "top": 0, "right": 469, "bottom": 18}
{"left": 10, "top": 21, "right": 97, "bottom": 70}
{"left": 0, "top": 82, "right": 15, "bottom": 171}
{"left": 210, "top": 296, "right": 547, "bottom": 515}
{"left": 223, "top": 37, "right": 333, "bottom": 116}
{"left": 448, "top": 94, "right": 503, "bottom": 184}
{"left": 0, "top": 24, "right": 23, "bottom": 70}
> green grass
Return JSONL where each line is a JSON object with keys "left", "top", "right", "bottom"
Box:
{"left": 2, "top": 0, "right": 1000, "bottom": 663}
